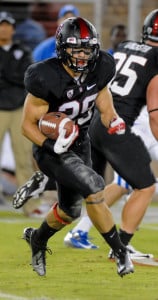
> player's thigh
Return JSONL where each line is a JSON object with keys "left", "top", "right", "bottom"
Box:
{"left": 91, "top": 145, "right": 107, "bottom": 178}
{"left": 90, "top": 112, "right": 155, "bottom": 188}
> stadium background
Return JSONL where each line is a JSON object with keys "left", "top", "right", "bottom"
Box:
{"left": 1, "top": 0, "right": 158, "bottom": 48}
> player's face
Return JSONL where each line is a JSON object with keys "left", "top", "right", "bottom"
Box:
{"left": 0, "top": 21, "right": 14, "bottom": 43}
{"left": 66, "top": 47, "right": 93, "bottom": 69}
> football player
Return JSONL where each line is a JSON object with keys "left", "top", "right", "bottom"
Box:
{"left": 20, "top": 17, "right": 134, "bottom": 277}
{"left": 88, "top": 9, "right": 158, "bottom": 255}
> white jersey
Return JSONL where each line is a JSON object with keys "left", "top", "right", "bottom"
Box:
{"left": 132, "top": 106, "right": 158, "bottom": 160}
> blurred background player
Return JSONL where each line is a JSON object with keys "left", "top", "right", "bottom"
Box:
{"left": 0, "top": 11, "right": 34, "bottom": 215}
{"left": 14, "top": 6, "right": 46, "bottom": 51}
{"left": 107, "top": 24, "right": 127, "bottom": 55}
{"left": 1, "top": 4, "right": 80, "bottom": 216}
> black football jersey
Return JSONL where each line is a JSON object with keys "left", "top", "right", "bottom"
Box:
{"left": 110, "top": 41, "right": 158, "bottom": 125}
{"left": 24, "top": 50, "right": 115, "bottom": 130}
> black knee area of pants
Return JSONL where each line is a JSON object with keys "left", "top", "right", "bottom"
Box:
{"left": 83, "top": 173, "right": 105, "bottom": 197}
{"left": 45, "top": 178, "right": 56, "bottom": 190}
{"left": 60, "top": 200, "right": 82, "bottom": 220}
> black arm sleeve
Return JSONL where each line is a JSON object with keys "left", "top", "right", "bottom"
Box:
{"left": 97, "top": 51, "right": 116, "bottom": 90}
{"left": 24, "top": 63, "right": 49, "bottom": 99}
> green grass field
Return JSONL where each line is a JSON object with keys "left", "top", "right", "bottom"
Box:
{"left": 0, "top": 210, "right": 158, "bottom": 300}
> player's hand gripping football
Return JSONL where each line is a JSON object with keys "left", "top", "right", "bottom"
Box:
{"left": 54, "top": 124, "right": 79, "bottom": 154}
{"left": 108, "top": 116, "right": 126, "bottom": 135}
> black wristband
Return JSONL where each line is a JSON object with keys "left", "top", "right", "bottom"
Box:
{"left": 42, "top": 138, "right": 56, "bottom": 153}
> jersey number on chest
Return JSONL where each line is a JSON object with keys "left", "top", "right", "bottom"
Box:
{"left": 110, "top": 53, "right": 147, "bottom": 96}
{"left": 58, "top": 93, "right": 97, "bottom": 125}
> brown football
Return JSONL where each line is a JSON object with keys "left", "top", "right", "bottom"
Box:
{"left": 39, "top": 112, "right": 74, "bottom": 140}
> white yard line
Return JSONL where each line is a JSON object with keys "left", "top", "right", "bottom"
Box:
{"left": 141, "top": 224, "right": 158, "bottom": 230}
{"left": 0, "top": 292, "right": 29, "bottom": 300}
{"left": 0, "top": 292, "right": 52, "bottom": 300}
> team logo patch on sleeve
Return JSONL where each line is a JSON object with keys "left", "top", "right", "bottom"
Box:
{"left": 67, "top": 89, "right": 74, "bottom": 99}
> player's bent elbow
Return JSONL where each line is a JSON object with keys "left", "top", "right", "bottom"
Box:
{"left": 21, "top": 123, "right": 31, "bottom": 139}
{"left": 21, "top": 125, "right": 27, "bottom": 136}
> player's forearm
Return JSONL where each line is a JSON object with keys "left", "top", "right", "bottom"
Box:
{"left": 21, "top": 121, "right": 46, "bottom": 146}
{"left": 96, "top": 87, "right": 117, "bottom": 128}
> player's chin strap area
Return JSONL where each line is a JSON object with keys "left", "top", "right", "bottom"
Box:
{"left": 52, "top": 202, "right": 72, "bottom": 225}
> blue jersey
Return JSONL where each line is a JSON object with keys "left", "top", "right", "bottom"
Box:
{"left": 33, "top": 36, "right": 57, "bottom": 62}
{"left": 107, "top": 48, "right": 114, "bottom": 56}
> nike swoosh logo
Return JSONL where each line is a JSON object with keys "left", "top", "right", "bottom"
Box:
{"left": 87, "top": 84, "right": 96, "bottom": 90}
{"left": 109, "top": 232, "right": 116, "bottom": 238}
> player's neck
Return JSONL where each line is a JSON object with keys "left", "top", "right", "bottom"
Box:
{"left": 145, "top": 40, "right": 158, "bottom": 47}
{"left": 63, "top": 63, "right": 82, "bottom": 78}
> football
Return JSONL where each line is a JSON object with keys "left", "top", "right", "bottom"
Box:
{"left": 39, "top": 112, "right": 74, "bottom": 140}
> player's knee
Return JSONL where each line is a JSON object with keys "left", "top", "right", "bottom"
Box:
{"left": 84, "top": 173, "right": 105, "bottom": 197}
{"left": 85, "top": 190, "right": 104, "bottom": 205}
{"left": 60, "top": 200, "right": 82, "bottom": 220}
{"left": 68, "top": 205, "right": 82, "bottom": 219}
{"left": 141, "top": 183, "right": 155, "bottom": 196}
